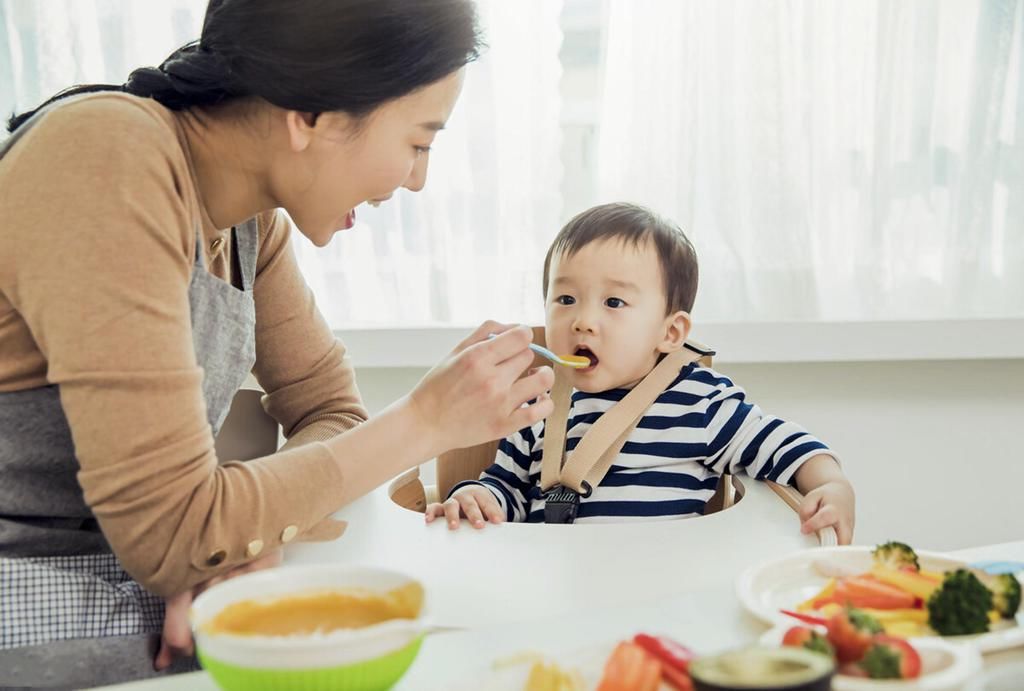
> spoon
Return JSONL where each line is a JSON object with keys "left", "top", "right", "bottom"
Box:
{"left": 487, "top": 334, "right": 591, "bottom": 368}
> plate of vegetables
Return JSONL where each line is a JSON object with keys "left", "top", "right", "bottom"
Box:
{"left": 736, "top": 541, "right": 1023, "bottom": 653}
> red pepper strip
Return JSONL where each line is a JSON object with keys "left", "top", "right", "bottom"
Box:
{"left": 632, "top": 633, "right": 696, "bottom": 673}
{"left": 780, "top": 609, "right": 827, "bottom": 626}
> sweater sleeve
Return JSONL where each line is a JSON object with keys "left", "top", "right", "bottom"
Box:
{"left": 252, "top": 210, "right": 368, "bottom": 448}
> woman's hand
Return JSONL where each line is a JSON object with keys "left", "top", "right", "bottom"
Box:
{"left": 425, "top": 484, "right": 505, "bottom": 529}
{"left": 408, "top": 322, "right": 554, "bottom": 456}
{"left": 154, "top": 549, "right": 284, "bottom": 671}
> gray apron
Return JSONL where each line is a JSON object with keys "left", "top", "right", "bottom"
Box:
{"left": 0, "top": 106, "right": 259, "bottom": 688}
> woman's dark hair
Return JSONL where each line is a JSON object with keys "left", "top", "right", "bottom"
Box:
{"left": 8, "top": 0, "right": 482, "bottom": 132}
{"left": 543, "top": 202, "right": 700, "bottom": 314}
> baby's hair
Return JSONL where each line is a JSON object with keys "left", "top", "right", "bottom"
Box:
{"left": 542, "top": 202, "right": 698, "bottom": 313}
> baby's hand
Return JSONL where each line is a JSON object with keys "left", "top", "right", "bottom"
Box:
{"left": 798, "top": 480, "right": 855, "bottom": 545}
{"left": 425, "top": 485, "right": 505, "bottom": 530}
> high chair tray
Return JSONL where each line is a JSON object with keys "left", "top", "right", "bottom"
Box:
{"left": 287, "top": 476, "right": 824, "bottom": 631}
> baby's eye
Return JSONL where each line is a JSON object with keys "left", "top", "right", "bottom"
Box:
{"left": 555, "top": 295, "right": 576, "bottom": 306}
{"left": 606, "top": 297, "right": 626, "bottom": 308}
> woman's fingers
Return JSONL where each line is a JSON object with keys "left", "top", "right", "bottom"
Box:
{"left": 452, "top": 320, "right": 520, "bottom": 354}
{"left": 154, "top": 591, "right": 194, "bottom": 670}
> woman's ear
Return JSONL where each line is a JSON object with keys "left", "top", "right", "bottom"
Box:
{"left": 657, "top": 310, "right": 692, "bottom": 353}
{"left": 283, "top": 111, "right": 320, "bottom": 152}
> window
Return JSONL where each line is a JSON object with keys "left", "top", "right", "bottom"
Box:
{"left": 4, "top": 0, "right": 1022, "bottom": 330}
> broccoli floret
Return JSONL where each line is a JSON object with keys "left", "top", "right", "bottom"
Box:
{"left": 872, "top": 541, "right": 920, "bottom": 572}
{"left": 858, "top": 644, "right": 901, "bottom": 679}
{"left": 927, "top": 568, "right": 993, "bottom": 636}
{"left": 803, "top": 631, "right": 835, "bottom": 658}
{"left": 981, "top": 573, "right": 1022, "bottom": 620}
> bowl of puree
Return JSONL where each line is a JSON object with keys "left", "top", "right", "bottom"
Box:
{"left": 190, "top": 565, "right": 426, "bottom": 691}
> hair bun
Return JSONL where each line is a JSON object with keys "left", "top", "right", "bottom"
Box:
{"left": 123, "top": 42, "right": 236, "bottom": 109}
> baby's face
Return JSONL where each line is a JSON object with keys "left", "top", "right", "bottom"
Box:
{"left": 545, "top": 238, "right": 677, "bottom": 393}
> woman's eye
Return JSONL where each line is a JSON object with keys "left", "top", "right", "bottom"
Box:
{"left": 606, "top": 297, "right": 626, "bottom": 308}
{"left": 414, "top": 145, "right": 432, "bottom": 155}
{"left": 555, "top": 295, "right": 575, "bottom": 306}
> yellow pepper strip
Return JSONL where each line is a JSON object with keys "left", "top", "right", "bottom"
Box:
{"left": 870, "top": 565, "right": 941, "bottom": 601}
{"left": 989, "top": 610, "right": 1002, "bottom": 624}
{"left": 859, "top": 608, "right": 929, "bottom": 623}
{"left": 883, "top": 621, "right": 929, "bottom": 637}
{"left": 919, "top": 569, "right": 944, "bottom": 581}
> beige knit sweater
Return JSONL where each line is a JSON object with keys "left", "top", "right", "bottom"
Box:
{"left": 0, "top": 93, "right": 368, "bottom": 595}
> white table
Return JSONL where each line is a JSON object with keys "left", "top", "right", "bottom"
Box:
{"left": 93, "top": 482, "right": 1024, "bottom": 689}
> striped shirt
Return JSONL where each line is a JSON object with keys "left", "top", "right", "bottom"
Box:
{"left": 451, "top": 363, "right": 835, "bottom": 523}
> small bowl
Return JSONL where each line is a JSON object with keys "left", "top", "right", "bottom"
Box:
{"left": 190, "top": 565, "right": 426, "bottom": 691}
{"left": 689, "top": 646, "right": 834, "bottom": 691}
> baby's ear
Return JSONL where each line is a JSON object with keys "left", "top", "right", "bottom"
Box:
{"left": 658, "top": 311, "right": 692, "bottom": 353}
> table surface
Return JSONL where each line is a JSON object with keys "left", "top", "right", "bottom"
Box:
{"left": 92, "top": 480, "right": 1024, "bottom": 689}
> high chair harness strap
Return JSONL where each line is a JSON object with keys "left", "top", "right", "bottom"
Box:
{"left": 539, "top": 345, "right": 705, "bottom": 523}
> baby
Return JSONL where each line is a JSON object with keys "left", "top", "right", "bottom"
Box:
{"left": 426, "top": 203, "right": 855, "bottom": 542}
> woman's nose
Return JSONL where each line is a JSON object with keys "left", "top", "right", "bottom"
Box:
{"left": 402, "top": 152, "right": 429, "bottom": 192}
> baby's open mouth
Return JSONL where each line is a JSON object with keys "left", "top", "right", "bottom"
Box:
{"left": 574, "top": 346, "right": 599, "bottom": 369}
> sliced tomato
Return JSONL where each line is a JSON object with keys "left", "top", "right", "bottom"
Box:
{"left": 597, "top": 642, "right": 662, "bottom": 691}
{"left": 826, "top": 609, "right": 883, "bottom": 664}
{"left": 858, "top": 634, "right": 922, "bottom": 679}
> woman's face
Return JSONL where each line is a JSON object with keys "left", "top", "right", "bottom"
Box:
{"left": 279, "top": 69, "right": 465, "bottom": 246}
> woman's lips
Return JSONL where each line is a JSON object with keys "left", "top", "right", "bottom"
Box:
{"left": 341, "top": 209, "right": 356, "bottom": 230}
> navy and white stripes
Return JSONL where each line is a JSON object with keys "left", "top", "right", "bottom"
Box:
{"left": 452, "top": 363, "right": 835, "bottom": 523}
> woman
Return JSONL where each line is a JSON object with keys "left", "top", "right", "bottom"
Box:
{"left": 0, "top": 0, "right": 554, "bottom": 686}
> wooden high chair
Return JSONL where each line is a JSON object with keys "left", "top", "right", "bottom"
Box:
{"left": 389, "top": 328, "right": 745, "bottom": 516}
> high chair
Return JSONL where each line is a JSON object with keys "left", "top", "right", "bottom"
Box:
{"left": 389, "top": 327, "right": 746, "bottom": 518}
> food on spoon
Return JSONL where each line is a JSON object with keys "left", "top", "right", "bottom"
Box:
{"left": 926, "top": 568, "right": 993, "bottom": 635}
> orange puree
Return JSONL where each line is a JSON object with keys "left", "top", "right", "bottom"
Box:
{"left": 204, "top": 581, "right": 424, "bottom": 636}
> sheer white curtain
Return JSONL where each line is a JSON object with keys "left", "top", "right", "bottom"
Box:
{"left": 597, "top": 0, "right": 1024, "bottom": 323}
{"left": 0, "top": 0, "right": 207, "bottom": 114}
{"left": 296, "top": 0, "right": 564, "bottom": 327}
{"left": 1, "top": 0, "right": 564, "bottom": 329}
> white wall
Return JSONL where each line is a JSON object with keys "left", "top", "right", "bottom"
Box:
{"left": 353, "top": 359, "right": 1024, "bottom": 553}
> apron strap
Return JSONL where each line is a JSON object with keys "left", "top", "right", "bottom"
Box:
{"left": 540, "top": 345, "right": 705, "bottom": 495}
{"left": 234, "top": 217, "right": 260, "bottom": 291}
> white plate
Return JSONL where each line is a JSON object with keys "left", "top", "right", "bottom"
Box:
{"left": 760, "top": 625, "right": 982, "bottom": 691}
{"left": 736, "top": 546, "right": 1024, "bottom": 654}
